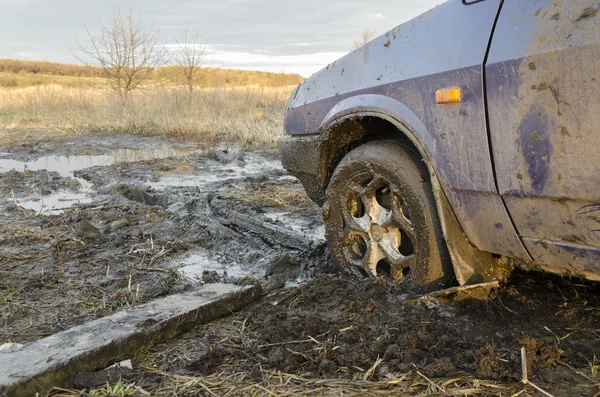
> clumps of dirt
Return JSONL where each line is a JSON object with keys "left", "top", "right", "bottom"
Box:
{"left": 130, "top": 271, "right": 600, "bottom": 396}
{"left": 519, "top": 335, "right": 564, "bottom": 375}
{"left": 115, "top": 185, "right": 168, "bottom": 207}
{"left": 475, "top": 344, "right": 515, "bottom": 380}
{"left": 74, "top": 162, "right": 156, "bottom": 188}
{"left": 265, "top": 254, "right": 302, "bottom": 285}
{"left": 205, "top": 149, "right": 246, "bottom": 165}
{"left": 0, "top": 169, "right": 81, "bottom": 198}
{"left": 220, "top": 278, "right": 474, "bottom": 380}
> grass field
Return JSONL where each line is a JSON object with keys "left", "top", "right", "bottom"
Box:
{"left": 0, "top": 59, "right": 302, "bottom": 147}
{"left": 0, "top": 85, "right": 294, "bottom": 146}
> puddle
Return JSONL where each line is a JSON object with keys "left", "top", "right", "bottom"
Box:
{"left": 18, "top": 192, "right": 93, "bottom": 214}
{"left": 0, "top": 146, "right": 206, "bottom": 179}
{"left": 177, "top": 251, "right": 244, "bottom": 282}
{"left": 0, "top": 146, "right": 206, "bottom": 213}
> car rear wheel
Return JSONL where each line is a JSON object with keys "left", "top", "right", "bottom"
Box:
{"left": 323, "top": 141, "right": 454, "bottom": 291}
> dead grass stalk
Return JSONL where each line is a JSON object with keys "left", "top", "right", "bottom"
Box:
{"left": 48, "top": 369, "right": 508, "bottom": 396}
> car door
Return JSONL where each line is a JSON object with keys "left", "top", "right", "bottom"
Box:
{"left": 486, "top": 0, "right": 600, "bottom": 277}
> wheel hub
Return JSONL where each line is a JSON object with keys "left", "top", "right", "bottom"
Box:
{"left": 342, "top": 175, "right": 417, "bottom": 280}
{"left": 370, "top": 224, "right": 385, "bottom": 242}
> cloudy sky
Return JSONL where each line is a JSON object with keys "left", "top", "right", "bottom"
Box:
{"left": 0, "top": 0, "right": 442, "bottom": 77}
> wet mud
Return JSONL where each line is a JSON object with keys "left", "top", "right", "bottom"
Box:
{"left": 0, "top": 132, "right": 325, "bottom": 345}
{"left": 1, "top": 132, "right": 599, "bottom": 396}
{"left": 124, "top": 272, "right": 600, "bottom": 396}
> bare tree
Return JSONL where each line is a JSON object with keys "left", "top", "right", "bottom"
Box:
{"left": 76, "top": 8, "right": 164, "bottom": 99}
{"left": 171, "top": 30, "right": 207, "bottom": 95}
{"left": 351, "top": 29, "right": 377, "bottom": 50}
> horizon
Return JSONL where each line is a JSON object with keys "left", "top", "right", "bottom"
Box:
{"left": 0, "top": 0, "right": 443, "bottom": 78}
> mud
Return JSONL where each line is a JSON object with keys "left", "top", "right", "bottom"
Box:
{"left": 121, "top": 271, "right": 600, "bottom": 396}
{"left": 2, "top": 132, "right": 600, "bottom": 396}
{"left": 0, "top": 132, "right": 325, "bottom": 345}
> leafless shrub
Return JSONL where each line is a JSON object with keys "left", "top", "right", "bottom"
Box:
{"left": 171, "top": 29, "right": 207, "bottom": 95}
{"left": 76, "top": 8, "right": 164, "bottom": 99}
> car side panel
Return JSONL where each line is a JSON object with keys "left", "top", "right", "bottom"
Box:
{"left": 284, "top": 0, "right": 530, "bottom": 259}
{"left": 486, "top": 0, "right": 600, "bottom": 273}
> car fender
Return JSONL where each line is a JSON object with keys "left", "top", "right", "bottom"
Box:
{"left": 320, "top": 94, "right": 509, "bottom": 285}
{"left": 321, "top": 94, "right": 437, "bottom": 174}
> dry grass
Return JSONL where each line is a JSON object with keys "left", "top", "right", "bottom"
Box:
{"left": 0, "top": 85, "right": 294, "bottom": 147}
{"left": 0, "top": 59, "right": 103, "bottom": 78}
{"left": 0, "top": 59, "right": 304, "bottom": 88}
{"left": 0, "top": 59, "right": 303, "bottom": 146}
{"left": 146, "top": 370, "right": 508, "bottom": 396}
{"left": 0, "top": 72, "right": 107, "bottom": 89}
{"left": 156, "top": 66, "right": 304, "bottom": 88}
{"left": 220, "top": 184, "right": 317, "bottom": 209}
{"left": 49, "top": 370, "right": 510, "bottom": 396}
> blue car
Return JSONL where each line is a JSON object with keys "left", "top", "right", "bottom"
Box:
{"left": 278, "top": 0, "right": 600, "bottom": 290}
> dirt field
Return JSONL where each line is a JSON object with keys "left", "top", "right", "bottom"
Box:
{"left": 1, "top": 132, "right": 599, "bottom": 396}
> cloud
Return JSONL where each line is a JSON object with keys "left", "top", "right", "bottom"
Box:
{"left": 165, "top": 43, "right": 346, "bottom": 76}
{"left": 292, "top": 42, "right": 314, "bottom": 48}
{"left": 0, "top": 0, "right": 444, "bottom": 75}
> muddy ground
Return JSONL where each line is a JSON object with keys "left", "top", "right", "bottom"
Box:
{"left": 0, "top": 132, "right": 325, "bottom": 343}
{"left": 1, "top": 132, "right": 599, "bottom": 396}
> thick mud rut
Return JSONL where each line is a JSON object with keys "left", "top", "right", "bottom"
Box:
{"left": 1, "top": 132, "right": 599, "bottom": 396}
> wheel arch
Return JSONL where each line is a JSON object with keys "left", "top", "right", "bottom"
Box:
{"left": 319, "top": 95, "right": 438, "bottom": 188}
{"left": 319, "top": 96, "right": 508, "bottom": 286}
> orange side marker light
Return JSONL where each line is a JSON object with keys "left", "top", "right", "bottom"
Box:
{"left": 435, "top": 87, "right": 463, "bottom": 104}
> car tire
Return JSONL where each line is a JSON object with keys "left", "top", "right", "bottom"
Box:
{"left": 323, "top": 140, "right": 454, "bottom": 291}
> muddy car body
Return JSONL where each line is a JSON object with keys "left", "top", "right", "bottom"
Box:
{"left": 279, "top": 0, "right": 600, "bottom": 289}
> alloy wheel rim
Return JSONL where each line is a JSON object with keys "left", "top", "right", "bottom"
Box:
{"left": 341, "top": 173, "right": 417, "bottom": 280}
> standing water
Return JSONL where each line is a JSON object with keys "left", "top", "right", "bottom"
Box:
{"left": 0, "top": 146, "right": 206, "bottom": 213}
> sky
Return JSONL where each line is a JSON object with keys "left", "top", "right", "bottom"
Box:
{"left": 0, "top": 0, "right": 442, "bottom": 77}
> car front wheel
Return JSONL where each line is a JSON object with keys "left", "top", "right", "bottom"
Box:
{"left": 323, "top": 141, "right": 454, "bottom": 291}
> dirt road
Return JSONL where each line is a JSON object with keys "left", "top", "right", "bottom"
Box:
{"left": 1, "top": 132, "right": 599, "bottom": 396}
